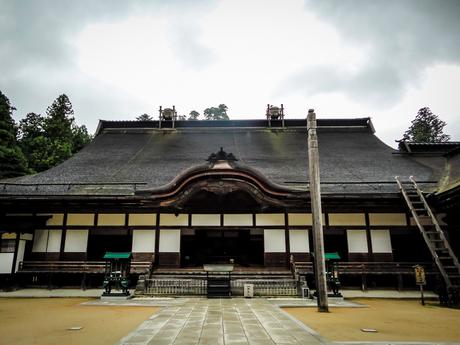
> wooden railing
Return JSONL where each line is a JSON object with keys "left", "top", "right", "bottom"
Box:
{"left": 144, "top": 279, "right": 207, "bottom": 295}
{"left": 292, "top": 261, "right": 437, "bottom": 275}
{"left": 142, "top": 278, "right": 298, "bottom": 296}
{"left": 232, "top": 279, "right": 297, "bottom": 296}
{"left": 19, "top": 260, "right": 436, "bottom": 276}
{"left": 337, "top": 262, "right": 436, "bottom": 275}
{"left": 18, "top": 261, "right": 151, "bottom": 274}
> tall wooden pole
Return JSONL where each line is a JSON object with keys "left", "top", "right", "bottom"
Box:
{"left": 307, "top": 109, "right": 329, "bottom": 312}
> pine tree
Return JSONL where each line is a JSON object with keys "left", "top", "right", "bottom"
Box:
{"left": 18, "top": 112, "right": 47, "bottom": 172}
{"left": 402, "top": 107, "right": 450, "bottom": 142}
{"left": 188, "top": 110, "right": 200, "bottom": 120}
{"left": 0, "top": 90, "right": 28, "bottom": 178}
{"left": 44, "top": 94, "right": 74, "bottom": 141}
{"left": 136, "top": 113, "right": 153, "bottom": 121}
{"left": 18, "top": 94, "right": 92, "bottom": 172}
{"left": 203, "top": 104, "right": 229, "bottom": 120}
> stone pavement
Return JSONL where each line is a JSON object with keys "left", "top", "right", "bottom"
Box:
{"left": 83, "top": 296, "right": 364, "bottom": 309}
{"left": 117, "top": 298, "right": 326, "bottom": 345}
{"left": 0, "top": 288, "right": 438, "bottom": 299}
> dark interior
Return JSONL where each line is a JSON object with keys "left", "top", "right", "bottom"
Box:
{"left": 181, "top": 229, "right": 263, "bottom": 267}
{"left": 87, "top": 230, "right": 132, "bottom": 261}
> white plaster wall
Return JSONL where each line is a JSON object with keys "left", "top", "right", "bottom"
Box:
{"left": 347, "top": 230, "right": 368, "bottom": 253}
{"left": 132, "top": 230, "right": 156, "bottom": 253}
{"left": 288, "top": 213, "right": 312, "bottom": 226}
{"left": 98, "top": 213, "right": 125, "bottom": 226}
{"left": 41, "top": 214, "right": 64, "bottom": 226}
{"left": 32, "top": 230, "right": 62, "bottom": 252}
{"left": 15, "top": 240, "right": 26, "bottom": 272}
{"left": 0, "top": 253, "right": 14, "bottom": 273}
{"left": 20, "top": 233, "right": 33, "bottom": 241}
{"left": 370, "top": 230, "right": 392, "bottom": 253}
{"left": 264, "top": 229, "right": 286, "bottom": 253}
{"left": 329, "top": 213, "right": 366, "bottom": 226}
{"left": 160, "top": 214, "right": 188, "bottom": 226}
{"left": 256, "top": 214, "right": 285, "bottom": 226}
{"left": 224, "top": 214, "right": 253, "bottom": 226}
{"left": 369, "top": 213, "right": 406, "bottom": 226}
{"left": 35, "top": 213, "right": 64, "bottom": 226}
{"left": 159, "top": 230, "right": 181, "bottom": 252}
{"left": 47, "top": 230, "right": 62, "bottom": 252}
{"left": 64, "top": 230, "right": 89, "bottom": 252}
{"left": 129, "top": 214, "right": 156, "bottom": 226}
{"left": 32, "top": 230, "right": 48, "bottom": 252}
{"left": 289, "top": 230, "right": 310, "bottom": 253}
{"left": 192, "top": 214, "right": 220, "bottom": 226}
{"left": 66, "top": 213, "right": 94, "bottom": 226}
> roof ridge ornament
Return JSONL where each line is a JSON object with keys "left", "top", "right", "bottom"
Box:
{"left": 207, "top": 147, "right": 238, "bottom": 163}
{"left": 266, "top": 104, "right": 285, "bottom": 128}
{"left": 159, "top": 105, "right": 177, "bottom": 129}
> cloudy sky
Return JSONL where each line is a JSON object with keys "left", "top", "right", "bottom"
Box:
{"left": 1, "top": 0, "right": 459, "bottom": 147}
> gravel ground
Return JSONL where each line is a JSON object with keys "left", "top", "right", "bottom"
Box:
{"left": 284, "top": 298, "right": 460, "bottom": 342}
{"left": 0, "top": 298, "right": 158, "bottom": 345}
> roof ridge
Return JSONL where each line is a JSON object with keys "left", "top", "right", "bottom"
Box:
{"left": 96, "top": 118, "right": 373, "bottom": 135}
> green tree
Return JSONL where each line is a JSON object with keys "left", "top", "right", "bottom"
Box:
{"left": 188, "top": 110, "right": 200, "bottom": 120}
{"left": 44, "top": 94, "right": 75, "bottom": 141}
{"left": 402, "top": 107, "right": 450, "bottom": 142}
{"left": 136, "top": 113, "right": 153, "bottom": 121}
{"left": 18, "top": 112, "right": 47, "bottom": 172}
{"left": 0, "top": 90, "right": 28, "bottom": 178}
{"left": 72, "top": 124, "right": 91, "bottom": 152}
{"left": 19, "top": 94, "right": 92, "bottom": 172}
{"left": 203, "top": 104, "right": 229, "bottom": 120}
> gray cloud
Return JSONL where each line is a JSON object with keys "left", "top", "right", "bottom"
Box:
{"left": 282, "top": 0, "right": 460, "bottom": 107}
{"left": 0, "top": 0, "right": 216, "bottom": 130}
{"left": 171, "top": 24, "right": 217, "bottom": 70}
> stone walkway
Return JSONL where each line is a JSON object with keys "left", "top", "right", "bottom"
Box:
{"left": 0, "top": 288, "right": 438, "bottom": 300}
{"left": 117, "top": 298, "right": 326, "bottom": 345}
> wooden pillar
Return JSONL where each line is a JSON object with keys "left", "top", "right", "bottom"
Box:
{"left": 59, "top": 213, "right": 68, "bottom": 260}
{"left": 154, "top": 213, "right": 160, "bottom": 268}
{"left": 307, "top": 109, "right": 329, "bottom": 312}
{"left": 10, "top": 232, "right": 20, "bottom": 275}
{"left": 365, "top": 213, "right": 373, "bottom": 262}
{"left": 284, "top": 212, "right": 290, "bottom": 267}
{"left": 81, "top": 272, "right": 87, "bottom": 291}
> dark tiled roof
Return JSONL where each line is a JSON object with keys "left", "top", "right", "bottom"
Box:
{"left": 95, "top": 118, "right": 374, "bottom": 135}
{"left": 445, "top": 145, "right": 460, "bottom": 157}
{"left": 1, "top": 118, "right": 440, "bottom": 195}
{"left": 398, "top": 141, "right": 460, "bottom": 154}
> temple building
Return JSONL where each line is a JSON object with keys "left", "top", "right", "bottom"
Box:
{"left": 1, "top": 109, "right": 459, "bottom": 295}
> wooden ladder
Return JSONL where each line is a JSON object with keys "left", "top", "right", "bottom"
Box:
{"left": 395, "top": 176, "right": 460, "bottom": 299}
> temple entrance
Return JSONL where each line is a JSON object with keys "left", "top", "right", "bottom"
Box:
{"left": 181, "top": 229, "right": 263, "bottom": 267}
{"left": 87, "top": 229, "right": 132, "bottom": 261}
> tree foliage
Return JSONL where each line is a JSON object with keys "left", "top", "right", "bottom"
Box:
{"left": 136, "top": 113, "right": 153, "bottom": 121}
{"left": 18, "top": 94, "right": 92, "bottom": 173}
{"left": 45, "top": 94, "right": 74, "bottom": 141}
{"left": 0, "top": 90, "right": 28, "bottom": 178}
{"left": 203, "top": 104, "right": 229, "bottom": 120}
{"left": 188, "top": 110, "right": 200, "bottom": 120}
{"left": 18, "top": 112, "right": 47, "bottom": 172}
{"left": 401, "top": 107, "right": 450, "bottom": 143}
